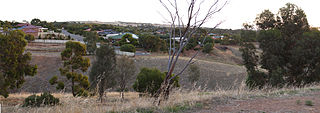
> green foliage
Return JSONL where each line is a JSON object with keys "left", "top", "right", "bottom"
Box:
{"left": 240, "top": 30, "right": 257, "bottom": 42}
{"left": 22, "top": 92, "right": 59, "bottom": 107}
{"left": 133, "top": 68, "right": 179, "bottom": 96}
{"left": 50, "top": 41, "right": 90, "bottom": 97}
{"left": 186, "top": 37, "right": 198, "bottom": 50}
{"left": 119, "top": 34, "right": 139, "bottom": 46}
{"left": 305, "top": 100, "right": 313, "bottom": 106}
{"left": 139, "top": 33, "right": 163, "bottom": 52}
{"left": 136, "top": 108, "right": 154, "bottom": 113}
{"left": 221, "top": 34, "right": 241, "bottom": 45}
{"left": 243, "top": 3, "right": 319, "bottom": 89}
{"left": 202, "top": 43, "right": 213, "bottom": 53}
{"left": 120, "top": 44, "right": 136, "bottom": 52}
{"left": 25, "top": 34, "right": 35, "bottom": 42}
{"left": 89, "top": 44, "right": 116, "bottom": 99}
{"left": 0, "top": 30, "right": 37, "bottom": 98}
{"left": 83, "top": 31, "right": 98, "bottom": 54}
{"left": 187, "top": 64, "right": 200, "bottom": 84}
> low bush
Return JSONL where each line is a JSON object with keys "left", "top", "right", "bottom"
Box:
{"left": 120, "top": 44, "right": 136, "bottom": 52}
{"left": 202, "top": 43, "right": 213, "bottom": 53}
{"left": 22, "top": 92, "right": 59, "bottom": 107}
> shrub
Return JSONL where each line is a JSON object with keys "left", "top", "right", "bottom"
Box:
{"left": 22, "top": 92, "right": 59, "bottom": 107}
{"left": 120, "top": 44, "right": 136, "bottom": 52}
{"left": 133, "top": 68, "right": 179, "bottom": 96}
{"left": 202, "top": 43, "right": 213, "bottom": 53}
{"left": 305, "top": 100, "right": 313, "bottom": 106}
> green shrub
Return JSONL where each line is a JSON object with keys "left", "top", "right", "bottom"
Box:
{"left": 133, "top": 68, "right": 179, "bottom": 96}
{"left": 305, "top": 100, "right": 313, "bottom": 106}
{"left": 22, "top": 92, "right": 59, "bottom": 107}
{"left": 120, "top": 44, "right": 136, "bottom": 52}
{"left": 202, "top": 43, "right": 213, "bottom": 53}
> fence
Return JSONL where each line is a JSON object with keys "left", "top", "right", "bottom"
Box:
{"left": 33, "top": 39, "right": 84, "bottom": 44}
{"left": 115, "top": 50, "right": 135, "bottom": 57}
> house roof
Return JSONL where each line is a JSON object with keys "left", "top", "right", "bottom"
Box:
{"left": 16, "top": 23, "right": 31, "bottom": 27}
{"left": 24, "top": 29, "right": 38, "bottom": 33}
{"left": 108, "top": 33, "right": 139, "bottom": 40}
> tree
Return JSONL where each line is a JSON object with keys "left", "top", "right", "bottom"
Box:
{"left": 31, "top": 18, "right": 41, "bottom": 26}
{"left": 119, "top": 34, "right": 139, "bottom": 46}
{"left": 89, "top": 44, "right": 116, "bottom": 102}
{"left": 139, "top": 34, "right": 163, "bottom": 52}
{"left": 202, "top": 43, "right": 213, "bottom": 53}
{"left": 133, "top": 68, "right": 179, "bottom": 96}
{"left": 187, "top": 64, "right": 200, "bottom": 84}
{"left": 83, "top": 32, "right": 98, "bottom": 55}
{"left": 242, "top": 3, "right": 316, "bottom": 88}
{"left": 25, "top": 34, "right": 35, "bottom": 42}
{"left": 0, "top": 30, "right": 37, "bottom": 98}
{"left": 255, "top": 10, "right": 276, "bottom": 30}
{"left": 50, "top": 41, "right": 90, "bottom": 97}
{"left": 116, "top": 56, "right": 136, "bottom": 100}
{"left": 155, "top": 0, "right": 226, "bottom": 105}
{"left": 120, "top": 44, "right": 136, "bottom": 52}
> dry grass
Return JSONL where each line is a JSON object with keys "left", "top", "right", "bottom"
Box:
{"left": 1, "top": 90, "right": 213, "bottom": 113}
{"left": 3, "top": 83, "right": 320, "bottom": 113}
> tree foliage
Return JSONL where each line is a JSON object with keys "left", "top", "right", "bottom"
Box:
{"left": 89, "top": 44, "right": 116, "bottom": 101}
{"left": 0, "top": 30, "right": 37, "bottom": 98}
{"left": 83, "top": 31, "right": 98, "bottom": 54}
{"left": 242, "top": 3, "right": 318, "bottom": 89}
{"left": 139, "top": 33, "right": 163, "bottom": 52}
{"left": 202, "top": 43, "right": 213, "bottom": 53}
{"left": 25, "top": 34, "right": 35, "bottom": 42}
{"left": 133, "top": 68, "right": 179, "bottom": 96}
{"left": 120, "top": 44, "right": 136, "bottom": 52}
{"left": 119, "top": 34, "right": 139, "bottom": 46}
{"left": 50, "top": 41, "right": 90, "bottom": 97}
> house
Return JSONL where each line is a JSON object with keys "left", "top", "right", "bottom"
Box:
{"left": 208, "top": 33, "right": 224, "bottom": 39}
{"left": 108, "top": 32, "right": 139, "bottom": 42}
{"left": 17, "top": 24, "right": 42, "bottom": 37}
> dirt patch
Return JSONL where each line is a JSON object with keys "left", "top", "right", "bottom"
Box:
{"left": 194, "top": 92, "right": 320, "bottom": 113}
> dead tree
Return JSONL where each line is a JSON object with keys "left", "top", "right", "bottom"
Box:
{"left": 155, "top": 0, "right": 227, "bottom": 105}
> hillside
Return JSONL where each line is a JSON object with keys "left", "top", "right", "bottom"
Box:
{"left": 14, "top": 43, "right": 246, "bottom": 93}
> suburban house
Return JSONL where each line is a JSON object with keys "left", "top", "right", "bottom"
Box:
{"left": 17, "top": 23, "right": 42, "bottom": 37}
{"left": 108, "top": 32, "right": 139, "bottom": 42}
{"left": 208, "top": 33, "right": 224, "bottom": 39}
{"left": 97, "top": 29, "right": 118, "bottom": 37}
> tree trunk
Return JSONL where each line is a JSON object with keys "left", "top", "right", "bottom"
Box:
{"left": 72, "top": 79, "right": 75, "bottom": 97}
{"left": 99, "top": 79, "right": 105, "bottom": 103}
{"left": 121, "top": 91, "right": 124, "bottom": 101}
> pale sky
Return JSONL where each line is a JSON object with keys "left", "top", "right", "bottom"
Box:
{"left": 1, "top": 0, "right": 319, "bottom": 29}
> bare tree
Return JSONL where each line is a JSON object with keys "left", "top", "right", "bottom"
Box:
{"left": 116, "top": 56, "right": 136, "bottom": 100}
{"left": 155, "top": 0, "right": 227, "bottom": 105}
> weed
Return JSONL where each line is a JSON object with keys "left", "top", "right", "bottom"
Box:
{"left": 305, "top": 100, "right": 313, "bottom": 106}
{"left": 136, "top": 108, "right": 154, "bottom": 113}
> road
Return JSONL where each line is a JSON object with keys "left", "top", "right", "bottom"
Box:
{"left": 61, "top": 29, "right": 85, "bottom": 42}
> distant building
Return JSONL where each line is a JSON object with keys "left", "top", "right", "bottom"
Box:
{"left": 17, "top": 24, "right": 42, "bottom": 37}
{"left": 208, "top": 33, "right": 224, "bottom": 39}
{"left": 108, "top": 32, "right": 139, "bottom": 42}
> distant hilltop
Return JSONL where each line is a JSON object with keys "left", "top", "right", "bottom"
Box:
{"left": 68, "top": 21, "right": 172, "bottom": 27}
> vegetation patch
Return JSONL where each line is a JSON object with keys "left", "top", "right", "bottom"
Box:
{"left": 22, "top": 92, "right": 59, "bottom": 107}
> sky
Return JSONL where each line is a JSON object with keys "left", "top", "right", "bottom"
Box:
{"left": 1, "top": 0, "right": 319, "bottom": 29}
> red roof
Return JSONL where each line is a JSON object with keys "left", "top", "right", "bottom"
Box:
{"left": 16, "top": 23, "right": 31, "bottom": 27}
